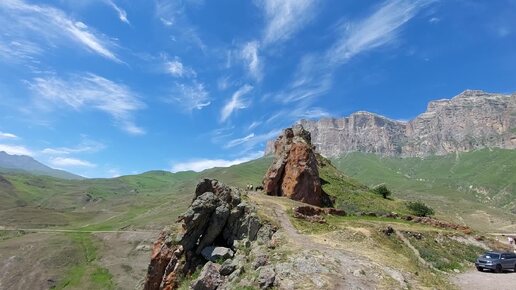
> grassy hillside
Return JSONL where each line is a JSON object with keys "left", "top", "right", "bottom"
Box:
{"left": 1, "top": 153, "right": 511, "bottom": 289}
{"left": 317, "top": 156, "right": 410, "bottom": 215}
{"left": 332, "top": 149, "right": 516, "bottom": 231}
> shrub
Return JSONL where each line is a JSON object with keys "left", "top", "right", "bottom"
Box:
{"left": 407, "top": 201, "right": 434, "bottom": 217}
{"left": 373, "top": 184, "right": 392, "bottom": 199}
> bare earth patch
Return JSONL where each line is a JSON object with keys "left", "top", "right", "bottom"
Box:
{"left": 453, "top": 270, "right": 516, "bottom": 290}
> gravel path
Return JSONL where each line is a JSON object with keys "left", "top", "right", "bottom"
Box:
{"left": 453, "top": 270, "right": 516, "bottom": 290}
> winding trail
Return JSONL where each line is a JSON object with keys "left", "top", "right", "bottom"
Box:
{"left": 249, "top": 193, "right": 408, "bottom": 289}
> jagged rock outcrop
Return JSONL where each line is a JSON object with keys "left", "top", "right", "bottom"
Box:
{"left": 263, "top": 124, "right": 331, "bottom": 207}
{"left": 264, "top": 90, "right": 516, "bottom": 157}
{"left": 144, "top": 179, "right": 275, "bottom": 290}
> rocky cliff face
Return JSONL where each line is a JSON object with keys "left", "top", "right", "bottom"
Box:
{"left": 265, "top": 90, "right": 516, "bottom": 157}
{"left": 263, "top": 124, "right": 331, "bottom": 207}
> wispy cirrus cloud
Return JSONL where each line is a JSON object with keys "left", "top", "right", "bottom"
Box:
{"left": 164, "top": 56, "right": 197, "bottom": 78}
{"left": 221, "top": 85, "right": 253, "bottom": 122}
{"left": 29, "top": 73, "right": 145, "bottom": 135}
{"left": 41, "top": 139, "right": 105, "bottom": 155}
{"left": 106, "top": 0, "right": 130, "bottom": 24}
{"left": 240, "top": 41, "right": 262, "bottom": 82}
{"left": 172, "top": 81, "right": 211, "bottom": 111}
{"left": 0, "top": 0, "right": 121, "bottom": 62}
{"left": 171, "top": 151, "right": 263, "bottom": 172}
{"left": 275, "top": 0, "right": 433, "bottom": 104}
{"left": 258, "top": 0, "right": 320, "bottom": 46}
{"left": 327, "top": 0, "right": 433, "bottom": 65}
{"left": 49, "top": 157, "right": 96, "bottom": 168}
{"left": 224, "top": 129, "right": 281, "bottom": 150}
{"left": 155, "top": 0, "right": 206, "bottom": 51}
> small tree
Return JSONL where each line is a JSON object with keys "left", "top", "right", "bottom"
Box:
{"left": 373, "top": 184, "right": 392, "bottom": 199}
{"left": 407, "top": 201, "right": 435, "bottom": 217}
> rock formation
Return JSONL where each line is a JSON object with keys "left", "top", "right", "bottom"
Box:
{"left": 143, "top": 179, "right": 275, "bottom": 290}
{"left": 263, "top": 124, "right": 331, "bottom": 207}
{"left": 264, "top": 90, "right": 516, "bottom": 157}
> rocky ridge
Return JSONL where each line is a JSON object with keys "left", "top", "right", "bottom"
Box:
{"left": 265, "top": 90, "right": 516, "bottom": 157}
{"left": 143, "top": 179, "right": 276, "bottom": 290}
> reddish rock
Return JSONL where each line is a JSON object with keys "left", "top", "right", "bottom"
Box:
{"left": 292, "top": 206, "right": 345, "bottom": 223}
{"left": 263, "top": 125, "right": 330, "bottom": 207}
{"left": 143, "top": 231, "right": 176, "bottom": 290}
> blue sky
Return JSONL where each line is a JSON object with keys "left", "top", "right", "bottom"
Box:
{"left": 0, "top": 0, "right": 515, "bottom": 177}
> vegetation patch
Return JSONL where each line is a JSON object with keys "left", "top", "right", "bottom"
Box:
{"left": 404, "top": 232, "right": 484, "bottom": 272}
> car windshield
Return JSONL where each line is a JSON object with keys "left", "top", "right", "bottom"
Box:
{"left": 483, "top": 253, "right": 500, "bottom": 259}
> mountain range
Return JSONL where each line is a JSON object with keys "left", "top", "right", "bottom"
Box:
{"left": 0, "top": 151, "right": 83, "bottom": 180}
{"left": 266, "top": 90, "right": 516, "bottom": 157}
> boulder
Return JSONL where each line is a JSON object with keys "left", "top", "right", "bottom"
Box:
{"left": 253, "top": 254, "right": 268, "bottom": 269}
{"left": 257, "top": 266, "right": 276, "bottom": 289}
{"left": 191, "top": 262, "right": 223, "bottom": 290}
{"left": 201, "top": 246, "right": 234, "bottom": 262}
{"left": 263, "top": 125, "right": 331, "bottom": 207}
{"left": 219, "top": 259, "right": 237, "bottom": 276}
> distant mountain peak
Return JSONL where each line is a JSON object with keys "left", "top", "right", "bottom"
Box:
{"left": 0, "top": 151, "right": 84, "bottom": 180}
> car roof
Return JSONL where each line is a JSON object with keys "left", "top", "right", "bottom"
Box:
{"left": 485, "top": 251, "right": 514, "bottom": 255}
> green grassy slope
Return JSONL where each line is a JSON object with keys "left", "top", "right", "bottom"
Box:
{"left": 332, "top": 149, "right": 516, "bottom": 209}
{"left": 318, "top": 157, "right": 410, "bottom": 215}
{"left": 332, "top": 149, "right": 516, "bottom": 231}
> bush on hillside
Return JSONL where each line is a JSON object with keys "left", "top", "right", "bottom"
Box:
{"left": 373, "top": 184, "right": 392, "bottom": 199}
{"left": 407, "top": 201, "right": 435, "bottom": 217}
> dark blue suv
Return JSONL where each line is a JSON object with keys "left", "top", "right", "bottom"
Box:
{"left": 475, "top": 252, "right": 516, "bottom": 273}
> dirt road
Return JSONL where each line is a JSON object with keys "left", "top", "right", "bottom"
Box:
{"left": 249, "top": 193, "right": 408, "bottom": 289}
{"left": 453, "top": 270, "right": 516, "bottom": 290}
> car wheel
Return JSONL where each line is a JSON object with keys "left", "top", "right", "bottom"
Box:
{"left": 495, "top": 264, "right": 502, "bottom": 273}
{"left": 476, "top": 266, "right": 483, "bottom": 272}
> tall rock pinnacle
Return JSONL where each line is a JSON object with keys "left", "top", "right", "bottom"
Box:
{"left": 263, "top": 124, "right": 329, "bottom": 207}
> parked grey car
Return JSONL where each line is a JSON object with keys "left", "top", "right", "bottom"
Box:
{"left": 475, "top": 252, "right": 516, "bottom": 273}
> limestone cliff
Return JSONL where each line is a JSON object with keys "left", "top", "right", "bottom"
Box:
{"left": 264, "top": 90, "right": 516, "bottom": 157}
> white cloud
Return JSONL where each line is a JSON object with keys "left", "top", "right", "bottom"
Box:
{"left": 165, "top": 57, "right": 196, "bottom": 78}
{"left": 49, "top": 157, "right": 96, "bottom": 168}
{"left": 327, "top": 0, "right": 432, "bottom": 65}
{"left": 173, "top": 81, "right": 211, "bottom": 111}
{"left": 0, "top": 0, "right": 120, "bottom": 62}
{"left": 171, "top": 151, "right": 263, "bottom": 172}
{"left": 248, "top": 121, "right": 262, "bottom": 130}
{"left": 225, "top": 133, "right": 255, "bottom": 148}
{"left": 106, "top": 0, "right": 130, "bottom": 24}
{"left": 41, "top": 139, "right": 105, "bottom": 155}
{"left": 221, "top": 85, "right": 253, "bottom": 122}
{"left": 0, "top": 132, "right": 18, "bottom": 139}
{"left": 273, "top": 0, "right": 432, "bottom": 105}
{"left": 259, "top": 0, "right": 319, "bottom": 45}
{"left": 223, "top": 129, "right": 281, "bottom": 151}
{"left": 155, "top": 0, "right": 206, "bottom": 51}
{"left": 29, "top": 73, "right": 145, "bottom": 135}
{"left": 429, "top": 17, "right": 440, "bottom": 23}
{"left": 0, "top": 144, "right": 33, "bottom": 156}
{"left": 0, "top": 39, "right": 44, "bottom": 65}
{"left": 240, "top": 41, "right": 262, "bottom": 81}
